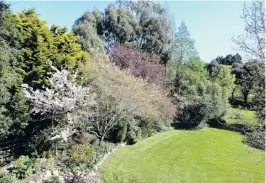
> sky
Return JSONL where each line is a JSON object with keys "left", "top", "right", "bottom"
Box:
{"left": 7, "top": 1, "right": 246, "bottom": 62}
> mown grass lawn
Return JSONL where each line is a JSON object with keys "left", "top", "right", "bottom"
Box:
{"left": 100, "top": 128, "right": 264, "bottom": 183}
{"left": 223, "top": 107, "right": 260, "bottom": 125}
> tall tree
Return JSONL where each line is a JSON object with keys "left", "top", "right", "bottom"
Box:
{"left": 73, "top": 0, "right": 173, "bottom": 65}
{"left": 174, "top": 58, "right": 229, "bottom": 128}
{"left": 233, "top": 1, "right": 265, "bottom": 62}
{"left": 0, "top": 2, "right": 29, "bottom": 139}
{"left": 232, "top": 60, "right": 264, "bottom": 105}
{"left": 16, "top": 9, "right": 89, "bottom": 89}
{"left": 172, "top": 21, "right": 198, "bottom": 63}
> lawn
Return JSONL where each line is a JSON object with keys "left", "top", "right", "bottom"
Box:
{"left": 100, "top": 128, "right": 265, "bottom": 183}
{"left": 223, "top": 107, "right": 260, "bottom": 125}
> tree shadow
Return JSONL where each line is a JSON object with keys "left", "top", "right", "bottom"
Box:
{"left": 208, "top": 121, "right": 249, "bottom": 135}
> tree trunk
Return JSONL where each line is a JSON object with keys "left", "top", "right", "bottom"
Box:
{"left": 100, "top": 135, "right": 105, "bottom": 146}
{"left": 231, "top": 87, "right": 236, "bottom": 101}
{"left": 243, "top": 92, "right": 249, "bottom": 105}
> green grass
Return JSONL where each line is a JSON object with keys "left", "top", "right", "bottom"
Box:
{"left": 101, "top": 128, "right": 264, "bottom": 183}
{"left": 223, "top": 107, "right": 260, "bottom": 125}
{"left": 233, "top": 86, "right": 254, "bottom": 103}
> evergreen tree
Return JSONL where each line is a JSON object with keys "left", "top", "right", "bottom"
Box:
{"left": 16, "top": 9, "right": 89, "bottom": 89}
{"left": 0, "top": 2, "right": 29, "bottom": 139}
{"left": 172, "top": 21, "right": 198, "bottom": 63}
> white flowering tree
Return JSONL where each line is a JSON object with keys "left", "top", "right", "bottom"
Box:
{"left": 22, "top": 64, "right": 96, "bottom": 149}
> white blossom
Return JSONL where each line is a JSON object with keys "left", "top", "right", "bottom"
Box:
{"left": 22, "top": 64, "right": 96, "bottom": 142}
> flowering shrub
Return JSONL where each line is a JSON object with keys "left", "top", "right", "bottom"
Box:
{"left": 22, "top": 63, "right": 96, "bottom": 143}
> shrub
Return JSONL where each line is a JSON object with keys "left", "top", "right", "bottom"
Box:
{"left": 174, "top": 58, "right": 231, "bottom": 129}
{"left": 92, "top": 141, "right": 116, "bottom": 163}
{"left": 42, "top": 176, "right": 61, "bottom": 183}
{"left": 79, "top": 52, "right": 175, "bottom": 142}
{"left": 244, "top": 126, "right": 265, "bottom": 150}
{"left": 70, "top": 142, "right": 96, "bottom": 165}
{"left": 11, "top": 155, "right": 35, "bottom": 179}
{"left": 0, "top": 172, "right": 19, "bottom": 183}
{"left": 34, "top": 151, "right": 55, "bottom": 172}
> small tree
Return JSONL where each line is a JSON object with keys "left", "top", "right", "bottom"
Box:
{"left": 22, "top": 63, "right": 96, "bottom": 154}
{"left": 88, "top": 94, "right": 134, "bottom": 143}
{"left": 233, "top": 1, "right": 265, "bottom": 62}
{"left": 232, "top": 60, "right": 264, "bottom": 105}
{"left": 172, "top": 21, "right": 198, "bottom": 63}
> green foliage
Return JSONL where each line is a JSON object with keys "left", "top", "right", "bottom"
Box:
{"left": 15, "top": 9, "right": 89, "bottom": 89}
{"left": 175, "top": 57, "right": 209, "bottom": 99}
{"left": 11, "top": 155, "right": 35, "bottom": 179}
{"left": 74, "top": 1, "right": 173, "bottom": 63}
{"left": 42, "top": 176, "right": 61, "bottom": 183}
{"left": 174, "top": 58, "right": 233, "bottom": 128}
{"left": 117, "top": 123, "right": 127, "bottom": 143}
{"left": 223, "top": 107, "right": 259, "bottom": 126}
{"left": 70, "top": 142, "right": 96, "bottom": 165}
{"left": 244, "top": 126, "right": 265, "bottom": 150}
{"left": 34, "top": 151, "right": 55, "bottom": 172}
{"left": 0, "top": 3, "right": 29, "bottom": 139}
{"left": 165, "top": 58, "right": 179, "bottom": 89}
{"left": 24, "top": 126, "right": 54, "bottom": 155}
{"left": 0, "top": 172, "right": 19, "bottom": 183}
{"left": 172, "top": 21, "right": 198, "bottom": 63}
{"left": 232, "top": 60, "right": 264, "bottom": 104}
{"left": 79, "top": 53, "right": 174, "bottom": 142}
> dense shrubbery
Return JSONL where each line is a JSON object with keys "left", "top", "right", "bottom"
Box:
{"left": 244, "top": 126, "right": 265, "bottom": 150}
{"left": 79, "top": 52, "right": 175, "bottom": 142}
{"left": 173, "top": 58, "right": 235, "bottom": 129}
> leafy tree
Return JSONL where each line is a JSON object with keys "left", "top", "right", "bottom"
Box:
{"left": 174, "top": 58, "right": 230, "bottom": 128}
{"left": 110, "top": 44, "right": 165, "bottom": 85}
{"left": 172, "top": 21, "right": 198, "bottom": 63}
{"left": 0, "top": 39, "right": 29, "bottom": 139}
{"left": 165, "top": 57, "right": 179, "bottom": 89}
{"left": 15, "top": 9, "right": 55, "bottom": 88}
{"left": 210, "top": 65, "right": 236, "bottom": 103}
{"left": 73, "top": 0, "right": 173, "bottom": 64}
{"left": 233, "top": 1, "right": 265, "bottom": 62}
{"left": 207, "top": 53, "right": 242, "bottom": 75}
{"left": 79, "top": 52, "right": 175, "bottom": 142}
{"left": 72, "top": 10, "right": 105, "bottom": 54}
{"left": 232, "top": 60, "right": 264, "bottom": 105}
{"left": 175, "top": 57, "right": 208, "bottom": 98}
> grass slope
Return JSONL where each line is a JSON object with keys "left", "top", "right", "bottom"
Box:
{"left": 101, "top": 128, "right": 264, "bottom": 183}
{"left": 223, "top": 107, "right": 259, "bottom": 125}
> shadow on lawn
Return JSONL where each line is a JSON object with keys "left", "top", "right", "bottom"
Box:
{"left": 208, "top": 121, "right": 249, "bottom": 135}
{"left": 209, "top": 120, "right": 265, "bottom": 151}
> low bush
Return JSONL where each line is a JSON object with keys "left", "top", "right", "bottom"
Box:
{"left": 70, "top": 142, "right": 96, "bottom": 165}
{"left": 34, "top": 152, "right": 55, "bottom": 172}
{"left": 42, "top": 176, "right": 61, "bottom": 183}
{"left": 0, "top": 172, "right": 19, "bottom": 183}
{"left": 244, "top": 126, "right": 265, "bottom": 150}
{"left": 11, "top": 155, "right": 35, "bottom": 179}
